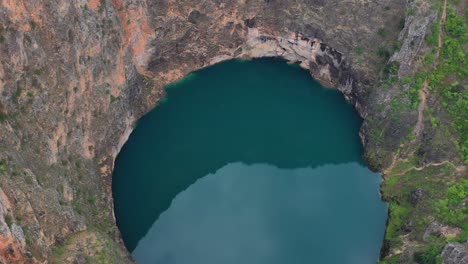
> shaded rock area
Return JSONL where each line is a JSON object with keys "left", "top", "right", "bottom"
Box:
{"left": 0, "top": 0, "right": 461, "bottom": 263}
{"left": 423, "top": 221, "right": 442, "bottom": 241}
{"left": 410, "top": 189, "right": 425, "bottom": 205}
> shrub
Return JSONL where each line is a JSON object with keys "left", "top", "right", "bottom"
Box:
{"left": 0, "top": 160, "right": 6, "bottom": 174}
{"left": 430, "top": 117, "right": 439, "bottom": 128}
{"left": 434, "top": 179, "right": 468, "bottom": 226}
{"left": 445, "top": 10, "right": 466, "bottom": 38}
{"left": 377, "top": 47, "right": 391, "bottom": 59}
{"left": 356, "top": 46, "right": 364, "bottom": 55}
{"left": 87, "top": 195, "right": 96, "bottom": 205}
{"left": 413, "top": 244, "right": 443, "bottom": 264}
{"left": 4, "top": 214, "right": 12, "bottom": 227}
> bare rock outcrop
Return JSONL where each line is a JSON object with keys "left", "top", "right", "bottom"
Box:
{"left": 441, "top": 243, "right": 468, "bottom": 264}
{"left": 0, "top": 188, "right": 26, "bottom": 263}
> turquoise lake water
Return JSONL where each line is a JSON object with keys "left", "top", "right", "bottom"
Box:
{"left": 112, "top": 59, "right": 388, "bottom": 264}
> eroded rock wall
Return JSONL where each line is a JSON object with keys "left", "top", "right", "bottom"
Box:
{"left": 0, "top": 0, "right": 418, "bottom": 262}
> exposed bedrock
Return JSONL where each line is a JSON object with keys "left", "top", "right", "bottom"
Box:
{"left": 1, "top": 0, "right": 447, "bottom": 262}
{"left": 441, "top": 243, "right": 468, "bottom": 264}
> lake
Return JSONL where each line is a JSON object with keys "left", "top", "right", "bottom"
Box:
{"left": 112, "top": 59, "right": 388, "bottom": 264}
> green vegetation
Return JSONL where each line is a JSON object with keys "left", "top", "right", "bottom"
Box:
{"left": 93, "top": 248, "right": 116, "bottom": 264}
{"left": 426, "top": 22, "right": 440, "bottom": 46}
{"left": 405, "top": 7, "right": 414, "bottom": 16}
{"left": 4, "top": 213, "right": 12, "bottom": 227}
{"left": 385, "top": 203, "right": 411, "bottom": 246}
{"left": 23, "top": 227, "right": 33, "bottom": 246}
{"left": 25, "top": 176, "right": 33, "bottom": 184}
{"left": 434, "top": 179, "right": 468, "bottom": 226}
{"left": 33, "top": 68, "right": 43, "bottom": 76}
{"left": 407, "top": 71, "right": 427, "bottom": 109}
{"left": 430, "top": 117, "right": 439, "bottom": 128}
{"left": 0, "top": 24, "right": 5, "bottom": 43}
{"left": 414, "top": 243, "right": 443, "bottom": 264}
{"left": 37, "top": 175, "right": 44, "bottom": 186}
{"left": 30, "top": 21, "right": 36, "bottom": 30}
{"left": 0, "top": 160, "right": 6, "bottom": 174}
{"left": 380, "top": 160, "right": 466, "bottom": 262}
{"left": 356, "top": 46, "right": 364, "bottom": 55}
{"left": 428, "top": 8, "right": 468, "bottom": 164}
{"left": 87, "top": 195, "right": 96, "bottom": 205}
{"left": 110, "top": 95, "right": 119, "bottom": 103}
{"left": 377, "top": 47, "right": 391, "bottom": 59}
{"left": 72, "top": 200, "right": 85, "bottom": 215}
{"left": 12, "top": 87, "right": 23, "bottom": 104}
{"left": 396, "top": 3, "right": 467, "bottom": 163}
{"left": 52, "top": 244, "right": 66, "bottom": 258}
{"left": 378, "top": 28, "right": 388, "bottom": 37}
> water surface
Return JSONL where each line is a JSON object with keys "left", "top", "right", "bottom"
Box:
{"left": 113, "top": 59, "right": 387, "bottom": 264}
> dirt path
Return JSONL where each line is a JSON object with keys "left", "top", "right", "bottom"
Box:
{"left": 385, "top": 0, "right": 448, "bottom": 174}
{"left": 412, "top": 0, "right": 447, "bottom": 140}
{"left": 392, "top": 160, "right": 451, "bottom": 176}
{"left": 413, "top": 80, "right": 428, "bottom": 140}
{"left": 435, "top": 0, "right": 448, "bottom": 61}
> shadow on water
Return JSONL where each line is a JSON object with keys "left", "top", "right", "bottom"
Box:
{"left": 112, "top": 58, "right": 378, "bottom": 255}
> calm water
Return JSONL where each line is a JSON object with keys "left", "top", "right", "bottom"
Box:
{"left": 113, "top": 59, "right": 387, "bottom": 264}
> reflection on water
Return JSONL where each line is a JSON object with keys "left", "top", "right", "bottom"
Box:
{"left": 133, "top": 162, "right": 386, "bottom": 264}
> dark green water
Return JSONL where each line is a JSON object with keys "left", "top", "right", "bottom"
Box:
{"left": 113, "top": 59, "right": 388, "bottom": 264}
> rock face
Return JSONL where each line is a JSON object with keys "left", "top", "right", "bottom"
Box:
{"left": 441, "top": 243, "right": 468, "bottom": 264}
{"left": 0, "top": 188, "right": 26, "bottom": 263}
{"left": 0, "top": 0, "right": 450, "bottom": 262}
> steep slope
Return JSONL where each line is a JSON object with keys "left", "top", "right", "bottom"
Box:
{"left": 0, "top": 0, "right": 465, "bottom": 263}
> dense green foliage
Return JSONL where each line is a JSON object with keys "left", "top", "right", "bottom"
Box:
{"left": 434, "top": 179, "right": 468, "bottom": 226}
{"left": 414, "top": 243, "right": 443, "bottom": 264}
{"left": 385, "top": 203, "right": 411, "bottom": 245}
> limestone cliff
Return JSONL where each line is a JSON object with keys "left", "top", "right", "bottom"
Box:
{"left": 0, "top": 0, "right": 466, "bottom": 263}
